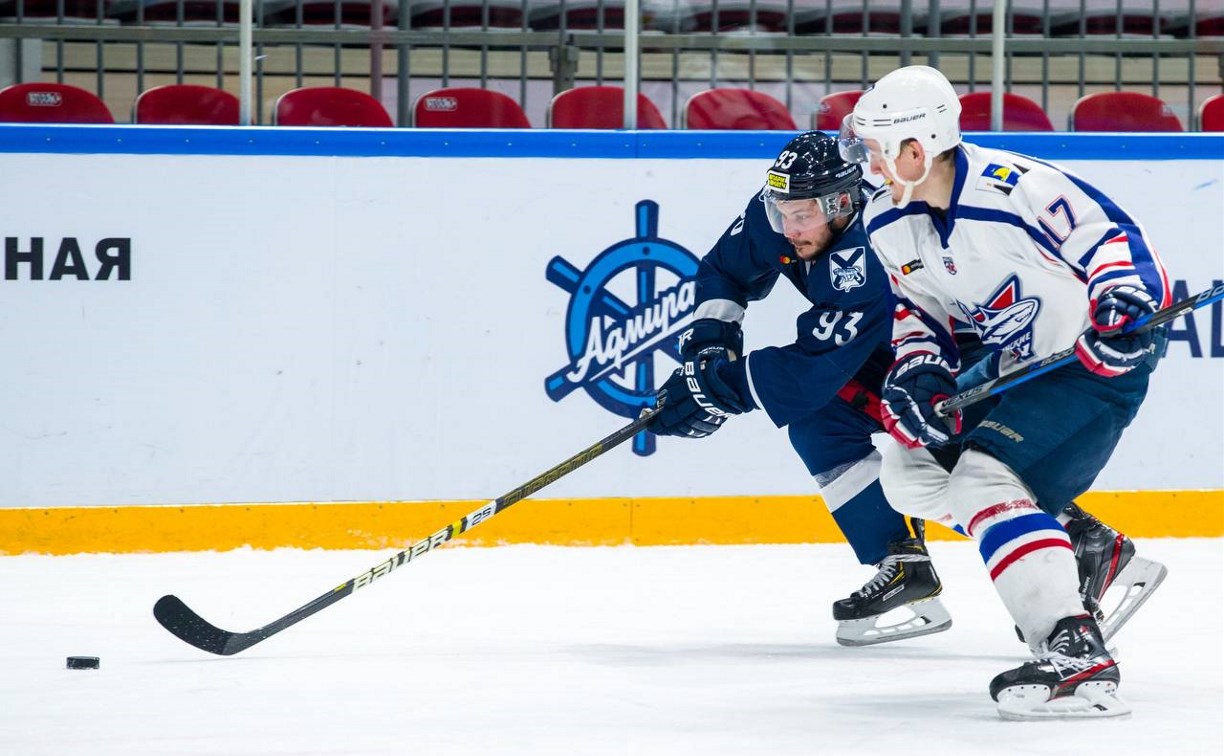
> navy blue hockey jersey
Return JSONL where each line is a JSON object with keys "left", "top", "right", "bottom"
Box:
{"left": 695, "top": 189, "right": 895, "bottom": 428}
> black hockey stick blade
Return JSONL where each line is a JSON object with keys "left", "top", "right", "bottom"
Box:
{"left": 154, "top": 405, "right": 659, "bottom": 656}
{"left": 154, "top": 585, "right": 351, "bottom": 656}
{"left": 937, "top": 282, "right": 1224, "bottom": 416}
{"left": 154, "top": 595, "right": 242, "bottom": 655}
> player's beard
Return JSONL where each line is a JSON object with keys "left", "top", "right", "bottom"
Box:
{"left": 789, "top": 227, "right": 832, "bottom": 261}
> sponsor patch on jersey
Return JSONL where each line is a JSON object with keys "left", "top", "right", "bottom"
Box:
{"left": 829, "top": 247, "right": 867, "bottom": 291}
{"left": 976, "top": 163, "right": 1021, "bottom": 194}
{"left": 957, "top": 274, "right": 1041, "bottom": 360}
{"left": 901, "top": 258, "right": 924, "bottom": 275}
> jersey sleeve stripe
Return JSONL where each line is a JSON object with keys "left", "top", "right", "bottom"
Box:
{"left": 693, "top": 298, "right": 747, "bottom": 323}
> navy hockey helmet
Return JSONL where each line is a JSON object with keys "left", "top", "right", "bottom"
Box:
{"left": 763, "top": 130, "right": 862, "bottom": 234}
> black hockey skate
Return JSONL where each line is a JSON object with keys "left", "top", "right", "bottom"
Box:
{"left": 991, "top": 613, "right": 1130, "bottom": 720}
{"left": 833, "top": 519, "right": 952, "bottom": 647}
{"left": 1065, "top": 501, "right": 1166, "bottom": 640}
{"left": 1016, "top": 502, "right": 1167, "bottom": 643}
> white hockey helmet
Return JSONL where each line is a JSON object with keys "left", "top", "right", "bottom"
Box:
{"left": 838, "top": 65, "right": 962, "bottom": 205}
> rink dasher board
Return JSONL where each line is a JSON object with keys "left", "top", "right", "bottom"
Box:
{"left": 0, "top": 128, "right": 1220, "bottom": 550}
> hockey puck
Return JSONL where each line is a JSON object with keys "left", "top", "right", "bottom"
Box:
{"left": 66, "top": 656, "right": 100, "bottom": 670}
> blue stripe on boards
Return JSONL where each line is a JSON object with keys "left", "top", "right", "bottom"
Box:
{"left": 0, "top": 125, "right": 1221, "bottom": 159}
{"left": 977, "top": 511, "right": 1063, "bottom": 563}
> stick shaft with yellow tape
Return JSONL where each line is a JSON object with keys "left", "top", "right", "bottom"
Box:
{"left": 154, "top": 406, "right": 659, "bottom": 656}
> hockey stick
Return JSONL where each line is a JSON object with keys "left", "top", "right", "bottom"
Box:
{"left": 154, "top": 406, "right": 659, "bottom": 656}
{"left": 937, "top": 281, "right": 1224, "bottom": 416}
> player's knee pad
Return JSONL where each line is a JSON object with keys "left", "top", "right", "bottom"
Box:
{"left": 944, "top": 449, "right": 1038, "bottom": 537}
{"left": 878, "top": 442, "right": 953, "bottom": 522}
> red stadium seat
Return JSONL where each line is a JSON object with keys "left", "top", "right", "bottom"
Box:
{"left": 795, "top": 0, "right": 916, "bottom": 34}
{"left": 0, "top": 0, "right": 110, "bottom": 20}
{"left": 107, "top": 0, "right": 243, "bottom": 24}
{"left": 133, "top": 84, "right": 240, "bottom": 125}
{"left": 413, "top": 87, "right": 530, "bottom": 128}
{"left": 811, "top": 89, "right": 863, "bottom": 131}
{"left": 530, "top": 0, "right": 622, "bottom": 30}
{"left": 1050, "top": 0, "right": 1178, "bottom": 37}
{"left": 0, "top": 82, "right": 113, "bottom": 124}
{"left": 684, "top": 88, "right": 796, "bottom": 130}
{"left": 409, "top": 0, "right": 523, "bottom": 28}
{"left": 1166, "top": 9, "right": 1223, "bottom": 38}
{"left": 1198, "top": 94, "right": 1224, "bottom": 132}
{"left": 933, "top": 5, "right": 1046, "bottom": 35}
{"left": 547, "top": 86, "right": 667, "bottom": 129}
{"left": 264, "top": 0, "right": 395, "bottom": 27}
{"left": 1070, "top": 91, "right": 1183, "bottom": 132}
{"left": 273, "top": 86, "right": 393, "bottom": 127}
{"left": 958, "top": 91, "right": 1054, "bottom": 132}
{"left": 654, "top": 1, "right": 791, "bottom": 33}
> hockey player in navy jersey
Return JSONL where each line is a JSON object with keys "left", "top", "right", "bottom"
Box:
{"left": 840, "top": 65, "right": 1170, "bottom": 719}
{"left": 646, "top": 131, "right": 954, "bottom": 647}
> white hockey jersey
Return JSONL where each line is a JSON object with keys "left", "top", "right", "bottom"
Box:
{"left": 862, "top": 142, "right": 1172, "bottom": 375}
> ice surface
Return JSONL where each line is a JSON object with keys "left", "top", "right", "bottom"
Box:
{"left": 1, "top": 539, "right": 1220, "bottom": 755}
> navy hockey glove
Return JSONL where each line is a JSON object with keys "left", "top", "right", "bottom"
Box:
{"left": 649, "top": 346, "right": 753, "bottom": 438}
{"left": 678, "top": 318, "right": 744, "bottom": 361}
{"left": 1074, "top": 285, "right": 1159, "bottom": 377}
{"left": 880, "top": 353, "right": 962, "bottom": 449}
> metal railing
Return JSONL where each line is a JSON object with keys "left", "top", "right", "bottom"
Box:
{"left": 1, "top": 0, "right": 1221, "bottom": 127}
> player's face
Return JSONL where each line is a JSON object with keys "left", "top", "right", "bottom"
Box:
{"left": 774, "top": 198, "right": 833, "bottom": 261}
{"left": 865, "top": 139, "right": 924, "bottom": 203}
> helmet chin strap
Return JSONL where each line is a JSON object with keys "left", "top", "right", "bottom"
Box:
{"left": 883, "top": 152, "right": 933, "bottom": 208}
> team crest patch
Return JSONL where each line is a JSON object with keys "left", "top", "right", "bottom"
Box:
{"left": 976, "top": 163, "right": 1021, "bottom": 195}
{"left": 830, "top": 247, "right": 867, "bottom": 292}
{"left": 943, "top": 256, "right": 957, "bottom": 275}
{"left": 957, "top": 274, "right": 1041, "bottom": 360}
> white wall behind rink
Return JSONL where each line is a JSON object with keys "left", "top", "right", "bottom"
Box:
{"left": 0, "top": 151, "right": 1220, "bottom": 508}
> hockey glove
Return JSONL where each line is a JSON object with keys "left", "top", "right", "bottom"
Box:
{"left": 880, "top": 353, "right": 962, "bottom": 449}
{"left": 677, "top": 318, "right": 744, "bottom": 361}
{"left": 649, "top": 346, "right": 753, "bottom": 438}
{"left": 1074, "top": 285, "right": 1159, "bottom": 377}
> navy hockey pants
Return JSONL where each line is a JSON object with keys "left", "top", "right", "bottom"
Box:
{"left": 787, "top": 388, "right": 911, "bottom": 565}
{"left": 949, "top": 356, "right": 1156, "bottom": 516}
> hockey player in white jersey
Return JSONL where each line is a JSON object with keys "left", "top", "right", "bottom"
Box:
{"left": 839, "top": 65, "right": 1170, "bottom": 719}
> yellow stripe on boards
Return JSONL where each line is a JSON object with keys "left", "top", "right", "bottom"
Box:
{"left": 0, "top": 491, "right": 1220, "bottom": 556}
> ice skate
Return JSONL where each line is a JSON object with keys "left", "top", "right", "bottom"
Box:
{"left": 833, "top": 519, "right": 952, "bottom": 646}
{"left": 1015, "top": 503, "right": 1168, "bottom": 644}
{"left": 991, "top": 614, "right": 1130, "bottom": 720}
{"left": 1064, "top": 501, "right": 1167, "bottom": 641}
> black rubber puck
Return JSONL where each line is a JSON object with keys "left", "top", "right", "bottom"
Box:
{"left": 66, "top": 656, "right": 100, "bottom": 670}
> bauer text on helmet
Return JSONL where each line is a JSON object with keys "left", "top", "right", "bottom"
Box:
{"left": 838, "top": 66, "right": 962, "bottom": 207}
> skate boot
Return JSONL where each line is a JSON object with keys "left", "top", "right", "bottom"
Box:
{"left": 1016, "top": 502, "right": 1168, "bottom": 643}
{"left": 833, "top": 519, "right": 952, "bottom": 647}
{"left": 1064, "top": 501, "right": 1167, "bottom": 641}
{"left": 991, "top": 614, "right": 1130, "bottom": 720}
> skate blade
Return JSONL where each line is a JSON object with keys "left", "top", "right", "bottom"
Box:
{"left": 996, "top": 681, "right": 1131, "bottom": 720}
{"left": 1101, "top": 556, "right": 1168, "bottom": 642}
{"left": 836, "top": 597, "right": 953, "bottom": 647}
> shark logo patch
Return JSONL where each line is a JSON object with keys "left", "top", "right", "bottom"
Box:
{"left": 957, "top": 275, "right": 1041, "bottom": 360}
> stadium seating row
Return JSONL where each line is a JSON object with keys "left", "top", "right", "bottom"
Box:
{"left": 2, "top": 0, "right": 1220, "bottom": 37}
{"left": 2, "top": 81, "right": 1222, "bottom": 132}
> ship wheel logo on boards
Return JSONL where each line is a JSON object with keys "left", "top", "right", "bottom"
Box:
{"left": 544, "top": 200, "right": 700, "bottom": 456}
